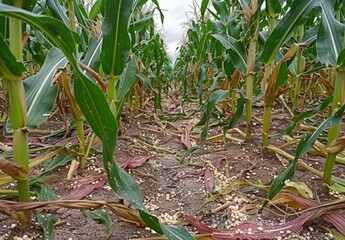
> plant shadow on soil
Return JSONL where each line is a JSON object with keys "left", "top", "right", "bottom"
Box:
{"left": 0, "top": 96, "right": 344, "bottom": 240}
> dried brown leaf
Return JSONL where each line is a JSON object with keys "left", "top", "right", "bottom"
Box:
{"left": 0, "top": 157, "right": 27, "bottom": 180}
{"left": 0, "top": 199, "right": 143, "bottom": 227}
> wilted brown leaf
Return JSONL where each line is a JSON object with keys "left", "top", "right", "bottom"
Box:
{"left": 0, "top": 157, "right": 27, "bottom": 181}
{"left": 0, "top": 199, "right": 143, "bottom": 227}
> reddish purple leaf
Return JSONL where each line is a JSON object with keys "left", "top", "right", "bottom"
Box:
{"left": 279, "top": 193, "right": 345, "bottom": 235}
{"left": 181, "top": 125, "right": 193, "bottom": 149}
{"left": 186, "top": 211, "right": 317, "bottom": 239}
{"left": 186, "top": 198, "right": 345, "bottom": 240}
{"left": 57, "top": 175, "right": 107, "bottom": 213}
{"left": 212, "top": 157, "right": 226, "bottom": 167}
{"left": 204, "top": 166, "right": 214, "bottom": 195}
{"left": 120, "top": 156, "right": 149, "bottom": 169}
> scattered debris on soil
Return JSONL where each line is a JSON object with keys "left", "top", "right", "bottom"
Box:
{"left": 1, "top": 98, "right": 345, "bottom": 240}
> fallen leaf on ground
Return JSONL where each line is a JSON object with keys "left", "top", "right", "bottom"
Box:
{"left": 186, "top": 195, "right": 345, "bottom": 239}
{"left": 272, "top": 193, "right": 345, "bottom": 236}
{"left": 56, "top": 175, "right": 108, "bottom": 213}
{"left": 120, "top": 156, "right": 150, "bottom": 169}
{"left": 181, "top": 125, "right": 193, "bottom": 149}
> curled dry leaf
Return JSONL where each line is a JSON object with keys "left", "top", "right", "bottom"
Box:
{"left": 271, "top": 193, "right": 345, "bottom": 236}
{"left": 181, "top": 125, "right": 193, "bottom": 149}
{"left": 186, "top": 194, "right": 345, "bottom": 239}
{"left": 0, "top": 156, "right": 28, "bottom": 181}
{"left": 0, "top": 199, "right": 144, "bottom": 227}
{"left": 186, "top": 208, "right": 333, "bottom": 239}
{"left": 327, "top": 136, "right": 345, "bottom": 155}
{"left": 120, "top": 156, "right": 150, "bottom": 169}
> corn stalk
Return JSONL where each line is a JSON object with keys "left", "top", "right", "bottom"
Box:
{"left": 3, "top": 0, "right": 31, "bottom": 227}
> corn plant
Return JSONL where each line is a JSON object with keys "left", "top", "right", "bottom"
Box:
{"left": 261, "top": 0, "right": 345, "bottom": 198}
{"left": 176, "top": 0, "right": 345, "bottom": 204}
{"left": 0, "top": 1, "right": 193, "bottom": 239}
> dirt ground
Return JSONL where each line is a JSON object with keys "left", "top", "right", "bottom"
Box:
{"left": 0, "top": 94, "right": 344, "bottom": 240}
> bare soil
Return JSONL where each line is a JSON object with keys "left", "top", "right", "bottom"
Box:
{"left": 0, "top": 95, "right": 344, "bottom": 240}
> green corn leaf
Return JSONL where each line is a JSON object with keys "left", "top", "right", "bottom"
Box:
{"left": 82, "top": 37, "right": 102, "bottom": 75}
{"left": 211, "top": 32, "right": 247, "bottom": 75}
{"left": 197, "top": 32, "right": 211, "bottom": 62}
{"left": 201, "top": 0, "right": 210, "bottom": 18}
{"left": 198, "top": 66, "right": 207, "bottom": 104}
{"left": 223, "top": 95, "right": 246, "bottom": 134}
{"left": 266, "top": 0, "right": 282, "bottom": 17}
{"left": 37, "top": 213, "right": 58, "bottom": 240}
{"left": 197, "top": 90, "right": 229, "bottom": 142}
{"left": 328, "top": 182, "right": 345, "bottom": 193}
{"left": 139, "top": 211, "right": 193, "bottom": 239}
{"left": 46, "top": 0, "right": 70, "bottom": 28}
{"left": 261, "top": 0, "right": 323, "bottom": 65}
{"left": 137, "top": 73, "right": 154, "bottom": 92}
{"left": 101, "top": 0, "right": 133, "bottom": 77}
{"left": 302, "top": 25, "right": 319, "bottom": 46}
{"left": 133, "top": 0, "right": 164, "bottom": 23}
{"left": 0, "top": 35, "right": 26, "bottom": 79}
{"left": 30, "top": 150, "right": 76, "bottom": 185}
{"left": 0, "top": 3, "right": 192, "bottom": 239}
{"left": 3, "top": 0, "right": 37, "bottom": 11}
{"left": 267, "top": 104, "right": 345, "bottom": 204}
{"left": 116, "top": 58, "right": 137, "bottom": 101}
{"left": 25, "top": 47, "right": 68, "bottom": 130}
{"left": 131, "top": 11, "right": 154, "bottom": 31}
{"left": 265, "top": 162, "right": 296, "bottom": 205}
{"left": 34, "top": 183, "right": 57, "bottom": 202}
{"left": 43, "top": 151, "right": 76, "bottom": 175}
{"left": 317, "top": 0, "right": 345, "bottom": 66}
{"left": 34, "top": 183, "right": 58, "bottom": 240}
{"left": 84, "top": 210, "right": 113, "bottom": 236}
{"left": 75, "top": 76, "right": 194, "bottom": 240}
{"left": 337, "top": 48, "right": 345, "bottom": 69}
{"left": 273, "top": 96, "right": 333, "bottom": 138}
{"left": 0, "top": 3, "right": 79, "bottom": 67}
{"left": 150, "top": 0, "right": 164, "bottom": 23}
{"left": 179, "top": 145, "right": 202, "bottom": 164}
{"left": 89, "top": 0, "right": 103, "bottom": 20}
{"left": 212, "top": 1, "right": 230, "bottom": 26}
{"left": 296, "top": 104, "right": 345, "bottom": 159}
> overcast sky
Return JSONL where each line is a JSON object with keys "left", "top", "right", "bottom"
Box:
{"left": 153, "top": 0, "right": 202, "bottom": 61}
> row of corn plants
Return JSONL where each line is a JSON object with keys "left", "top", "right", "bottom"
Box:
{"left": 0, "top": 0, "right": 193, "bottom": 239}
{"left": 1, "top": 0, "right": 345, "bottom": 238}
{"left": 174, "top": 0, "right": 345, "bottom": 204}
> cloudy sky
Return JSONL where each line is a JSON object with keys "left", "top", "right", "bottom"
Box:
{"left": 153, "top": 0, "right": 202, "bottom": 61}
